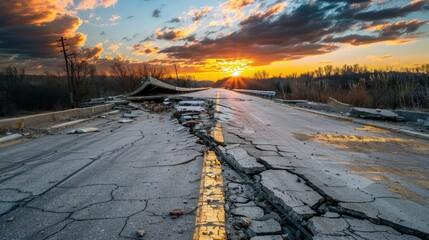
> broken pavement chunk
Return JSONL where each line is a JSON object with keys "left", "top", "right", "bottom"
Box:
{"left": 118, "top": 118, "right": 135, "bottom": 123}
{"left": 67, "top": 127, "right": 99, "bottom": 134}
{"left": 182, "top": 120, "right": 200, "bottom": 127}
{"left": 169, "top": 209, "right": 185, "bottom": 218}
{"left": 350, "top": 107, "right": 404, "bottom": 121}
{"left": 226, "top": 147, "right": 266, "bottom": 175}
{"left": 259, "top": 170, "right": 324, "bottom": 222}
{"left": 178, "top": 100, "right": 205, "bottom": 106}
{"left": 136, "top": 230, "right": 145, "bottom": 237}
{"left": 248, "top": 219, "right": 282, "bottom": 235}
{"left": 175, "top": 106, "right": 205, "bottom": 112}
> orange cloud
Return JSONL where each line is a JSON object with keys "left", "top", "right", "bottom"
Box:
{"left": 221, "top": 0, "right": 255, "bottom": 11}
{"left": 0, "top": 0, "right": 86, "bottom": 58}
{"left": 76, "top": 0, "right": 117, "bottom": 10}
{"left": 187, "top": 6, "right": 213, "bottom": 21}
{"left": 154, "top": 25, "right": 197, "bottom": 42}
{"left": 132, "top": 42, "right": 159, "bottom": 55}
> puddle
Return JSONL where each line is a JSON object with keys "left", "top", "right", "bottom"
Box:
{"left": 292, "top": 132, "right": 429, "bottom": 155}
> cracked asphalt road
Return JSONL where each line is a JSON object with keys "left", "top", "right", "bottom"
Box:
{"left": 0, "top": 112, "right": 203, "bottom": 240}
{"left": 185, "top": 88, "right": 429, "bottom": 239}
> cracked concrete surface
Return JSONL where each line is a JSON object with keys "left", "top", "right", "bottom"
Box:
{"left": 0, "top": 111, "right": 203, "bottom": 239}
{"left": 185, "top": 89, "right": 429, "bottom": 239}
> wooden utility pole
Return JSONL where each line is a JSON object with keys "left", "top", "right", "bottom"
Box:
{"left": 57, "top": 37, "right": 75, "bottom": 108}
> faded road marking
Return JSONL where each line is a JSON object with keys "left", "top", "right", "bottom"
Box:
{"left": 193, "top": 150, "right": 226, "bottom": 240}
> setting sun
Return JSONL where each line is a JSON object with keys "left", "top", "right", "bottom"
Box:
{"left": 231, "top": 71, "right": 241, "bottom": 76}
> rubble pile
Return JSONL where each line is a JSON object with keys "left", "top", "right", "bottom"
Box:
{"left": 222, "top": 163, "right": 299, "bottom": 240}
{"left": 141, "top": 101, "right": 169, "bottom": 112}
{"left": 171, "top": 99, "right": 215, "bottom": 134}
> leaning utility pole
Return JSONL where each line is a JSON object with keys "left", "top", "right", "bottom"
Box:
{"left": 57, "top": 37, "right": 75, "bottom": 108}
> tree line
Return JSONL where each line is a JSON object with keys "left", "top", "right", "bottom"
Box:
{"left": 2, "top": 62, "right": 428, "bottom": 117}
{"left": 214, "top": 64, "right": 429, "bottom": 110}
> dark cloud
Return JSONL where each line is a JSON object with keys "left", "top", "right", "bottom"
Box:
{"left": 327, "top": 20, "right": 427, "bottom": 45}
{"left": 126, "top": 15, "right": 134, "bottom": 19}
{"left": 122, "top": 37, "right": 132, "bottom": 41}
{"left": 154, "top": 27, "right": 194, "bottom": 42}
{"left": 161, "top": 4, "right": 338, "bottom": 65}
{"left": 152, "top": 8, "right": 161, "bottom": 18}
{"left": 354, "top": 0, "right": 429, "bottom": 21}
{"left": 161, "top": 1, "right": 429, "bottom": 66}
{"left": 0, "top": 0, "right": 85, "bottom": 59}
{"left": 167, "top": 17, "right": 181, "bottom": 23}
{"left": 239, "top": 1, "right": 285, "bottom": 26}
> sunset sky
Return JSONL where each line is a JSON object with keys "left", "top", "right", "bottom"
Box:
{"left": 0, "top": 0, "right": 428, "bottom": 80}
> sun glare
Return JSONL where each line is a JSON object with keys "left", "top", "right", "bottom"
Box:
{"left": 232, "top": 71, "right": 241, "bottom": 76}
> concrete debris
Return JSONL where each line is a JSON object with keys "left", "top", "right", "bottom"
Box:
{"left": 351, "top": 107, "right": 404, "bottom": 121}
{"left": 179, "top": 114, "right": 199, "bottom": 123}
{"left": 308, "top": 217, "right": 349, "bottom": 236}
{"left": 118, "top": 118, "right": 135, "bottom": 123}
{"left": 175, "top": 106, "right": 205, "bottom": 112}
{"left": 178, "top": 100, "right": 205, "bottom": 106}
{"left": 123, "top": 112, "right": 139, "bottom": 118}
{"left": 169, "top": 209, "right": 185, "bottom": 218}
{"left": 322, "top": 211, "right": 340, "bottom": 218}
{"left": 231, "top": 206, "right": 265, "bottom": 219}
{"left": 417, "top": 117, "right": 429, "bottom": 127}
{"left": 128, "top": 102, "right": 140, "bottom": 109}
{"left": 226, "top": 147, "right": 266, "bottom": 175}
{"left": 136, "top": 230, "right": 145, "bottom": 237}
{"left": 67, "top": 127, "right": 99, "bottom": 134}
{"left": 182, "top": 120, "right": 200, "bottom": 127}
{"left": 175, "top": 126, "right": 185, "bottom": 132}
{"left": 248, "top": 219, "right": 282, "bottom": 235}
{"left": 234, "top": 216, "right": 252, "bottom": 228}
{"left": 142, "top": 101, "right": 168, "bottom": 112}
{"left": 259, "top": 170, "right": 324, "bottom": 221}
{"left": 260, "top": 212, "right": 282, "bottom": 222}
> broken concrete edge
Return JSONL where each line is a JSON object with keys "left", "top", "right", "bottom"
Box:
{"left": 194, "top": 131, "right": 314, "bottom": 240}
{"left": 0, "top": 104, "right": 114, "bottom": 131}
{"left": 291, "top": 105, "right": 429, "bottom": 141}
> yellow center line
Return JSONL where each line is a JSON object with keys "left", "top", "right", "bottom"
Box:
{"left": 210, "top": 90, "right": 224, "bottom": 144}
{"left": 193, "top": 151, "right": 226, "bottom": 240}
{"left": 193, "top": 90, "right": 226, "bottom": 240}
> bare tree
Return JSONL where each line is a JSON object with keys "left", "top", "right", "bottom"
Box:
{"left": 110, "top": 63, "right": 141, "bottom": 93}
{"left": 136, "top": 63, "right": 167, "bottom": 80}
{"left": 68, "top": 54, "right": 96, "bottom": 105}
